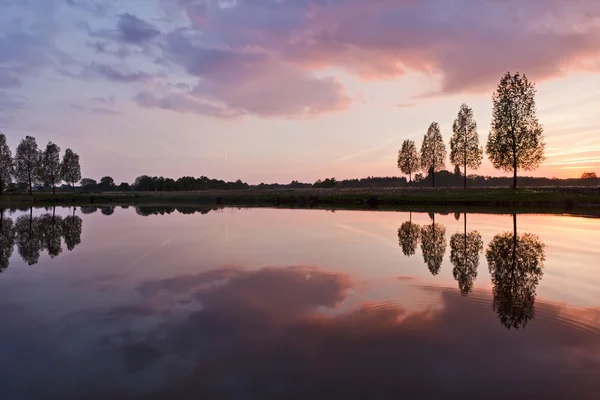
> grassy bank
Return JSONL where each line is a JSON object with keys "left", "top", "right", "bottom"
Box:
{"left": 0, "top": 187, "right": 599, "bottom": 214}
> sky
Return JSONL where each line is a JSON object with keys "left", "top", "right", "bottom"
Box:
{"left": 1, "top": 0, "right": 599, "bottom": 184}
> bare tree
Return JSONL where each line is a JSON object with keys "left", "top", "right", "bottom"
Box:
{"left": 0, "top": 133, "right": 14, "bottom": 195}
{"left": 487, "top": 72, "right": 545, "bottom": 190}
{"left": 450, "top": 104, "right": 482, "bottom": 188}
{"left": 14, "top": 136, "right": 40, "bottom": 194}
{"left": 40, "top": 142, "right": 62, "bottom": 194}
{"left": 420, "top": 122, "right": 446, "bottom": 188}
{"left": 61, "top": 148, "right": 82, "bottom": 192}
{"left": 397, "top": 139, "right": 420, "bottom": 187}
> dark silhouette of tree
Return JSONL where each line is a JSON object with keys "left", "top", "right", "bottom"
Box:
{"left": 420, "top": 214, "right": 447, "bottom": 275}
{"left": 38, "top": 207, "right": 63, "bottom": 258}
{"left": 581, "top": 172, "right": 597, "bottom": 179}
{"left": 398, "top": 212, "right": 420, "bottom": 256}
{"left": 100, "top": 206, "right": 115, "bottom": 216}
{"left": 61, "top": 148, "right": 81, "bottom": 192}
{"left": 80, "top": 178, "right": 97, "bottom": 188}
{"left": 14, "top": 136, "right": 40, "bottom": 194}
{"left": 0, "top": 209, "right": 15, "bottom": 273}
{"left": 420, "top": 122, "right": 446, "bottom": 188}
{"left": 0, "top": 133, "right": 14, "bottom": 196}
{"left": 99, "top": 176, "right": 115, "bottom": 191}
{"left": 486, "top": 214, "right": 545, "bottom": 330}
{"left": 450, "top": 213, "right": 483, "bottom": 296}
{"left": 398, "top": 139, "right": 420, "bottom": 187}
{"left": 80, "top": 206, "right": 99, "bottom": 214}
{"left": 487, "top": 72, "right": 545, "bottom": 190}
{"left": 39, "top": 142, "right": 62, "bottom": 194}
{"left": 454, "top": 212, "right": 460, "bottom": 221}
{"left": 62, "top": 210, "right": 83, "bottom": 251}
{"left": 15, "top": 208, "right": 42, "bottom": 265}
{"left": 450, "top": 104, "right": 482, "bottom": 188}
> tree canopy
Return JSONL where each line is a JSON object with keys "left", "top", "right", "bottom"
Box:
{"left": 420, "top": 122, "right": 446, "bottom": 187}
{"left": 450, "top": 104, "right": 482, "bottom": 188}
{"left": 61, "top": 148, "right": 82, "bottom": 191}
{"left": 398, "top": 139, "right": 420, "bottom": 186}
{"left": 39, "top": 142, "right": 62, "bottom": 194}
{"left": 14, "top": 136, "right": 39, "bottom": 194}
{"left": 486, "top": 72, "right": 545, "bottom": 189}
{"left": 0, "top": 133, "right": 14, "bottom": 195}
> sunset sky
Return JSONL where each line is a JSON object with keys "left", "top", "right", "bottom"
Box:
{"left": 1, "top": 0, "right": 599, "bottom": 184}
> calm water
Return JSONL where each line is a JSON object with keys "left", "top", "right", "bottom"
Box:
{"left": 0, "top": 206, "right": 599, "bottom": 399}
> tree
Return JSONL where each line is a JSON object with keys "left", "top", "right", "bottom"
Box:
{"left": 581, "top": 172, "right": 597, "bottom": 179}
{"left": 14, "top": 136, "right": 40, "bottom": 194}
{"left": 0, "top": 209, "right": 15, "bottom": 273}
{"left": 450, "top": 213, "right": 483, "bottom": 296}
{"left": 450, "top": 104, "right": 482, "bottom": 188}
{"left": 486, "top": 214, "right": 545, "bottom": 330}
{"left": 398, "top": 213, "right": 420, "bottom": 256}
{"left": 0, "top": 133, "right": 14, "bottom": 195}
{"left": 397, "top": 140, "right": 420, "bottom": 187}
{"left": 420, "top": 122, "right": 446, "bottom": 187}
{"left": 99, "top": 176, "right": 115, "bottom": 191}
{"left": 80, "top": 178, "right": 97, "bottom": 187}
{"left": 61, "top": 148, "right": 81, "bottom": 192}
{"left": 420, "top": 214, "right": 447, "bottom": 275}
{"left": 39, "top": 142, "right": 62, "bottom": 194}
{"left": 487, "top": 72, "right": 545, "bottom": 190}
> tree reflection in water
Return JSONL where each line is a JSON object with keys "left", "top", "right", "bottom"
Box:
{"left": 486, "top": 214, "right": 545, "bottom": 330}
{"left": 398, "top": 212, "right": 421, "bottom": 256}
{"left": 420, "top": 213, "right": 447, "bottom": 276}
{"left": 450, "top": 213, "right": 483, "bottom": 296}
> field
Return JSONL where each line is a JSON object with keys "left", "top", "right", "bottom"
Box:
{"left": 1, "top": 187, "right": 599, "bottom": 214}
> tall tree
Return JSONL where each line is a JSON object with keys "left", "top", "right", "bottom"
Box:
{"left": 420, "top": 122, "right": 446, "bottom": 188}
{"left": 487, "top": 72, "right": 545, "bottom": 190}
{"left": 450, "top": 213, "right": 483, "bottom": 296}
{"left": 420, "top": 214, "right": 447, "bottom": 275}
{"left": 486, "top": 214, "right": 545, "bottom": 330}
{"left": 0, "top": 133, "right": 14, "bottom": 195}
{"left": 61, "top": 148, "right": 81, "bottom": 192}
{"left": 397, "top": 140, "right": 420, "bottom": 187}
{"left": 450, "top": 104, "right": 482, "bottom": 188}
{"left": 14, "top": 136, "right": 40, "bottom": 194}
{"left": 39, "top": 142, "right": 62, "bottom": 194}
{"left": 39, "top": 207, "right": 63, "bottom": 258}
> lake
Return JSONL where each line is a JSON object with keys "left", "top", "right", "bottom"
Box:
{"left": 0, "top": 206, "right": 599, "bottom": 399}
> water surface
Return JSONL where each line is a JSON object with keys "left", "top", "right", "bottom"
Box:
{"left": 0, "top": 206, "right": 599, "bottom": 399}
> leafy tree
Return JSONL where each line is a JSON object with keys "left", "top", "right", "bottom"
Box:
{"left": 14, "top": 136, "right": 40, "bottom": 194}
{"left": 450, "top": 213, "right": 483, "bottom": 296}
{"left": 398, "top": 212, "right": 420, "bottom": 256}
{"left": 420, "top": 214, "right": 447, "bottom": 275}
{"left": 450, "top": 104, "right": 482, "bottom": 188}
{"left": 420, "top": 122, "right": 446, "bottom": 187}
{"left": 100, "top": 176, "right": 115, "bottom": 187}
{"left": 61, "top": 148, "right": 82, "bottom": 191}
{"left": 118, "top": 182, "right": 131, "bottom": 191}
{"left": 100, "top": 206, "right": 115, "bottom": 216}
{"left": 487, "top": 72, "right": 545, "bottom": 190}
{"left": 486, "top": 214, "right": 545, "bottom": 330}
{"left": 39, "top": 142, "right": 62, "bottom": 194}
{"left": 80, "top": 206, "right": 99, "bottom": 214}
{"left": 80, "top": 178, "right": 97, "bottom": 187}
{"left": 15, "top": 208, "right": 42, "bottom": 265}
{"left": 313, "top": 178, "right": 337, "bottom": 188}
{"left": 0, "top": 133, "right": 14, "bottom": 195}
{"left": 62, "top": 212, "right": 83, "bottom": 251}
{"left": 397, "top": 139, "right": 420, "bottom": 186}
{"left": 0, "top": 209, "right": 15, "bottom": 273}
{"left": 581, "top": 172, "right": 597, "bottom": 179}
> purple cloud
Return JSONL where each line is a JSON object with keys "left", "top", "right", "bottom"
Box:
{"left": 90, "top": 63, "right": 149, "bottom": 82}
{"left": 116, "top": 13, "right": 161, "bottom": 44}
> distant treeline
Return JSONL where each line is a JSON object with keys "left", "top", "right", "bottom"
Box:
{"left": 74, "top": 170, "right": 599, "bottom": 193}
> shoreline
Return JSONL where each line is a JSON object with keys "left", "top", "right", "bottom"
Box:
{"left": 0, "top": 187, "right": 598, "bottom": 215}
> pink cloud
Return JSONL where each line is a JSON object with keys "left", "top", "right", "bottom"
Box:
{"left": 173, "top": 0, "right": 600, "bottom": 96}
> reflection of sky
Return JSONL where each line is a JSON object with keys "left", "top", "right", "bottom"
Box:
{"left": 0, "top": 207, "right": 599, "bottom": 398}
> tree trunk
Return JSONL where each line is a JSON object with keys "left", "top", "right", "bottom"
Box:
{"left": 52, "top": 183, "right": 56, "bottom": 195}
{"left": 512, "top": 129, "right": 518, "bottom": 191}
{"left": 464, "top": 166, "right": 467, "bottom": 189}
{"left": 409, "top": 173, "right": 412, "bottom": 187}
{"left": 432, "top": 168, "right": 436, "bottom": 188}
{"left": 72, "top": 182, "right": 76, "bottom": 192}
